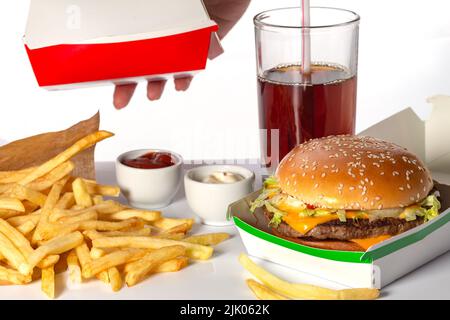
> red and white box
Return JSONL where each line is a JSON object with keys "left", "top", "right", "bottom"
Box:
{"left": 24, "top": 0, "right": 221, "bottom": 90}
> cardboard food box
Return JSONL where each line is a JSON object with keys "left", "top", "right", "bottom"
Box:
{"left": 24, "top": 0, "right": 221, "bottom": 90}
{"left": 229, "top": 96, "right": 450, "bottom": 289}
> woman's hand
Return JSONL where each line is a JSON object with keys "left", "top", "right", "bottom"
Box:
{"left": 113, "top": 0, "right": 251, "bottom": 109}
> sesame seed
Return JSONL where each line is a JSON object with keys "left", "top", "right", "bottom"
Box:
{"left": 399, "top": 186, "right": 404, "bottom": 191}
{"left": 375, "top": 196, "right": 382, "bottom": 201}
{"left": 407, "top": 184, "right": 411, "bottom": 190}
{"left": 321, "top": 173, "right": 326, "bottom": 178}
{"left": 393, "top": 171, "right": 399, "bottom": 176}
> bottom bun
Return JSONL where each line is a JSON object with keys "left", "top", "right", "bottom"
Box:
{"left": 270, "top": 229, "right": 365, "bottom": 252}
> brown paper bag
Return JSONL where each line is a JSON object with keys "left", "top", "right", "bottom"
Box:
{"left": 0, "top": 113, "right": 99, "bottom": 179}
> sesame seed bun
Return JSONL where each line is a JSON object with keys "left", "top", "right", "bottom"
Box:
{"left": 276, "top": 135, "right": 433, "bottom": 210}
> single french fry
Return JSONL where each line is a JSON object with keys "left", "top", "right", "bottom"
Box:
{"left": 125, "top": 245, "right": 186, "bottom": 287}
{"left": 49, "top": 207, "right": 96, "bottom": 222}
{"left": 42, "top": 218, "right": 145, "bottom": 241}
{"left": 19, "top": 231, "right": 83, "bottom": 275}
{"left": 16, "top": 221, "right": 36, "bottom": 236}
{"left": 58, "top": 210, "right": 98, "bottom": 224}
{"left": 4, "top": 184, "right": 47, "bottom": 207}
{"left": 152, "top": 217, "right": 195, "bottom": 231}
{"left": 92, "top": 236, "right": 213, "bottom": 260}
{"left": 72, "top": 178, "right": 93, "bottom": 208}
{"left": 0, "top": 167, "right": 37, "bottom": 184}
{"left": 95, "top": 200, "right": 126, "bottom": 214}
{"left": 41, "top": 266, "right": 55, "bottom": 299}
{"left": 7, "top": 212, "right": 41, "bottom": 227}
{"left": 67, "top": 250, "right": 82, "bottom": 283}
{"left": 0, "top": 209, "right": 26, "bottom": 220}
{"left": 83, "top": 248, "right": 146, "bottom": 278}
{"left": 108, "top": 267, "right": 122, "bottom": 292}
{"left": 103, "top": 209, "right": 161, "bottom": 222}
{"left": 246, "top": 279, "right": 288, "bottom": 300}
{"left": 154, "top": 233, "right": 186, "bottom": 241}
{"left": 37, "top": 254, "right": 60, "bottom": 269}
{"left": 83, "top": 180, "right": 121, "bottom": 197}
{"left": 184, "top": 233, "right": 230, "bottom": 246}
{"left": 0, "top": 218, "right": 34, "bottom": 259}
{"left": 0, "top": 265, "right": 32, "bottom": 285}
{"left": 55, "top": 192, "right": 75, "bottom": 210}
{"left": 0, "top": 198, "right": 25, "bottom": 212}
{"left": 124, "top": 256, "right": 189, "bottom": 274}
{"left": 160, "top": 223, "right": 190, "bottom": 235}
{"left": 32, "top": 177, "right": 69, "bottom": 243}
{"left": 27, "top": 161, "right": 75, "bottom": 191}
{"left": 239, "top": 254, "right": 379, "bottom": 300}
{"left": 0, "top": 231, "right": 27, "bottom": 269}
{"left": 17, "top": 131, "right": 114, "bottom": 186}
{"left": 84, "top": 228, "right": 152, "bottom": 241}
{"left": 75, "top": 242, "right": 91, "bottom": 279}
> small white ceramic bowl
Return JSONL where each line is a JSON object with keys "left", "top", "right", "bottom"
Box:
{"left": 116, "top": 149, "right": 183, "bottom": 209}
{"left": 184, "top": 165, "right": 255, "bottom": 226}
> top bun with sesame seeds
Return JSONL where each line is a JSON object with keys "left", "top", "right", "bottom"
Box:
{"left": 276, "top": 135, "right": 433, "bottom": 210}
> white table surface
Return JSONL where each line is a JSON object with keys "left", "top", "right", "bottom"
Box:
{"left": 1, "top": 162, "right": 449, "bottom": 300}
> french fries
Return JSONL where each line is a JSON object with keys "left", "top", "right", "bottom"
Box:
{"left": 152, "top": 217, "right": 195, "bottom": 231}
{"left": 84, "top": 180, "right": 120, "bottom": 197}
{"left": 67, "top": 250, "right": 82, "bottom": 283}
{"left": 103, "top": 209, "right": 161, "bottom": 222}
{"left": 83, "top": 249, "right": 147, "bottom": 278}
{"left": 184, "top": 233, "right": 230, "bottom": 246}
{"left": 41, "top": 266, "right": 55, "bottom": 299}
{"left": 0, "top": 130, "right": 223, "bottom": 298}
{"left": 108, "top": 267, "right": 122, "bottom": 292}
{"left": 20, "top": 232, "right": 83, "bottom": 275}
{"left": 92, "top": 236, "right": 213, "bottom": 260}
{"left": 72, "top": 178, "right": 93, "bottom": 208}
{"left": 17, "top": 131, "right": 113, "bottom": 186}
{"left": 239, "top": 254, "right": 380, "bottom": 300}
{"left": 0, "top": 265, "right": 31, "bottom": 285}
{"left": 27, "top": 162, "right": 75, "bottom": 192}
{"left": 32, "top": 177, "right": 69, "bottom": 243}
{"left": 0, "top": 167, "right": 37, "bottom": 184}
{"left": 125, "top": 245, "right": 186, "bottom": 287}
{"left": 246, "top": 279, "right": 288, "bottom": 300}
{"left": 0, "top": 198, "right": 25, "bottom": 212}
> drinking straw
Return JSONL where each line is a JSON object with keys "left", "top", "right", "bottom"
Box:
{"left": 301, "top": 0, "right": 312, "bottom": 75}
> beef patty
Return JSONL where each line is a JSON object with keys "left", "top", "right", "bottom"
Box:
{"left": 264, "top": 210, "right": 423, "bottom": 240}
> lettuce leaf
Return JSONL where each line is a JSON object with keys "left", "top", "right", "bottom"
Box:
{"left": 420, "top": 194, "right": 441, "bottom": 222}
{"left": 264, "top": 202, "right": 286, "bottom": 227}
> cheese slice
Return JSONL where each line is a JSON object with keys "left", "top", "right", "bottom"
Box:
{"left": 282, "top": 211, "right": 369, "bottom": 234}
{"left": 350, "top": 235, "right": 391, "bottom": 251}
{"left": 282, "top": 214, "right": 339, "bottom": 234}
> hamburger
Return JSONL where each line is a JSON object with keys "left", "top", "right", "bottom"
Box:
{"left": 251, "top": 135, "right": 441, "bottom": 251}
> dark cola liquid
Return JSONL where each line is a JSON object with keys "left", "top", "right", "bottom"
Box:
{"left": 258, "top": 63, "right": 357, "bottom": 164}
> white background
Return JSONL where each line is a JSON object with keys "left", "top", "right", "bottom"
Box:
{"left": 1, "top": 0, "right": 450, "bottom": 161}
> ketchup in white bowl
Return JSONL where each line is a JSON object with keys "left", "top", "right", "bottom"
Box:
{"left": 116, "top": 149, "right": 183, "bottom": 209}
{"left": 121, "top": 152, "right": 176, "bottom": 169}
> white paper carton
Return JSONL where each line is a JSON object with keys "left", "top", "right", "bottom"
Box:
{"left": 229, "top": 96, "right": 450, "bottom": 289}
{"left": 24, "top": 0, "right": 221, "bottom": 90}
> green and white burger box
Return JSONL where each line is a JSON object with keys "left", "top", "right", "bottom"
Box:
{"left": 229, "top": 96, "right": 450, "bottom": 289}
